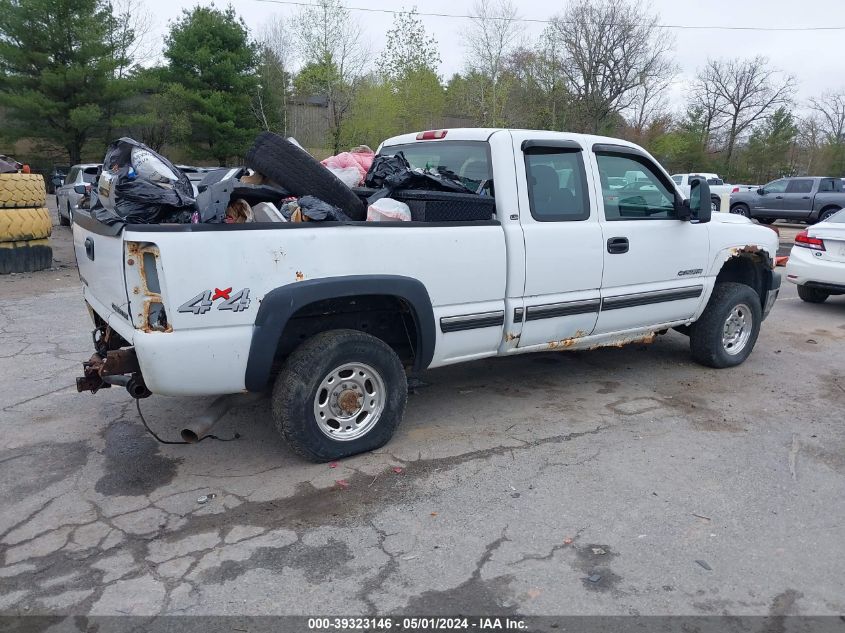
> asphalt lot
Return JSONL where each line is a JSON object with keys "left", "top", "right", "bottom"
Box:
{"left": 1, "top": 201, "right": 843, "bottom": 619}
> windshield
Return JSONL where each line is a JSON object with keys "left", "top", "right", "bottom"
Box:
{"left": 380, "top": 141, "right": 493, "bottom": 195}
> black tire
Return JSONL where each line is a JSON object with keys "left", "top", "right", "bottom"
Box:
{"left": 59, "top": 203, "right": 70, "bottom": 226}
{"left": 0, "top": 239, "right": 53, "bottom": 274}
{"left": 689, "top": 282, "right": 762, "bottom": 368}
{"left": 245, "top": 132, "right": 366, "bottom": 220}
{"left": 731, "top": 204, "right": 750, "bottom": 218}
{"left": 271, "top": 329, "right": 407, "bottom": 462}
{"left": 818, "top": 207, "right": 840, "bottom": 223}
{"left": 710, "top": 196, "right": 720, "bottom": 213}
{"left": 797, "top": 285, "right": 829, "bottom": 303}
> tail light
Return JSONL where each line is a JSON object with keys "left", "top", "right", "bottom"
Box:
{"left": 732, "top": 187, "right": 739, "bottom": 193}
{"left": 416, "top": 130, "right": 448, "bottom": 140}
{"left": 794, "top": 230, "right": 825, "bottom": 251}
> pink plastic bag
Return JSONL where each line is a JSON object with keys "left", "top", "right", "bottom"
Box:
{"left": 321, "top": 146, "right": 374, "bottom": 186}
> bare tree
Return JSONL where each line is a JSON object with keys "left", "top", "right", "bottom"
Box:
{"left": 628, "top": 71, "right": 674, "bottom": 136}
{"left": 545, "top": 0, "right": 674, "bottom": 134}
{"left": 464, "top": 0, "right": 524, "bottom": 126}
{"left": 107, "top": 0, "right": 157, "bottom": 79}
{"left": 253, "top": 15, "right": 294, "bottom": 135}
{"left": 809, "top": 90, "right": 845, "bottom": 144}
{"left": 693, "top": 56, "right": 795, "bottom": 166}
{"left": 293, "top": 0, "right": 368, "bottom": 152}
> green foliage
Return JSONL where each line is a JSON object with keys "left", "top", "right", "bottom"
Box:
{"left": 740, "top": 107, "right": 798, "bottom": 182}
{"left": 0, "top": 0, "right": 136, "bottom": 162}
{"left": 163, "top": 5, "right": 259, "bottom": 164}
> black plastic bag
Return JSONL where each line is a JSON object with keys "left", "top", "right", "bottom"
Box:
{"left": 92, "top": 138, "right": 196, "bottom": 225}
{"left": 298, "top": 195, "right": 351, "bottom": 221}
{"left": 364, "top": 152, "right": 411, "bottom": 189}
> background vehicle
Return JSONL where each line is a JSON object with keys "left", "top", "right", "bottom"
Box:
{"left": 176, "top": 165, "right": 216, "bottom": 196}
{"left": 672, "top": 173, "right": 732, "bottom": 212}
{"left": 56, "top": 163, "right": 101, "bottom": 226}
{"left": 47, "top": 165, "right": 69, "bottom": 194}
{"left": 785, "top": 208, "right": 845, "bottom": 303}
{"left": 73, "top": 129, "right": 780, "bottom": 462}
{"left": 730, "top": 177, "right": 845, "bottom": 224}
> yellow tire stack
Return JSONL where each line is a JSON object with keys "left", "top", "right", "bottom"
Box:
{"left": 0, "top": 173, "right": 53, "bottom": 274}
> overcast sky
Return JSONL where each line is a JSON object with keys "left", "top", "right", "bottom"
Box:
{"left": 144, "top": 0, "right": 844, "bottom": 113}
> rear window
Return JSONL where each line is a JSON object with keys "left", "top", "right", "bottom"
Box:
{"left": 380, "top": 141, "right": 493, "bottom": 195}
{"left": 707, "top": 178, "right": 723, "bottom": 185}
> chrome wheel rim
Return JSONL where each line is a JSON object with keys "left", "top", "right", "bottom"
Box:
{"left": 711, "top": 200, "right": 718, "bottom": 213}
{"left": 313, "top": 362, "right": 385, "bottom": 441}
{"left": 722, "top": 303, "right": 753, "bottom": 355}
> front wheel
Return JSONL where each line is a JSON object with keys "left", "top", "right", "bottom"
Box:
{"left": 689, "top": 282, "right": 762, "bottom": 368}
{"left": 731, "top": 204, "right": 750, "bottom": 218}
{"left": 271, "top": 329, "right": 408, "bottom": 462}
{"left": 797, "top": 285, "right": 829, "bottom": 303}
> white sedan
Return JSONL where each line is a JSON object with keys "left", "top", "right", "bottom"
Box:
{"left": 786, "top": 209, "right": 845, "bottom": 303}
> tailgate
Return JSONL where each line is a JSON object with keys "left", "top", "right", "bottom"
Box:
{"left": 72, "top": 212, "right": 132, "bottom": 325}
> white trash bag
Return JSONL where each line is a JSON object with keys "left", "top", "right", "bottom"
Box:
{"left": 367, "top": 197, "right": 411, "bottom": 222}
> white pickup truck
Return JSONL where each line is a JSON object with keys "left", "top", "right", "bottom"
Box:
{"left": 73, "top": 129, "right": 780, "bottom": 461}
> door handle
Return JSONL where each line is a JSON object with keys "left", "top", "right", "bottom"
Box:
{"left": 802, "top": 196, "right": 810, "bottom": 199}
{"left": 775, "top": 195, "right": 783, "bottom": 199}
{"left": 84, "top": 237, "right": 94, "bottom": 261}
{"left": 607, "top": 237, "right": 629, "bottom": 254}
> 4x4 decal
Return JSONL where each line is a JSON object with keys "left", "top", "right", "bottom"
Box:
{"left": 178, "top": 288, "right": 251, "bottom": 314}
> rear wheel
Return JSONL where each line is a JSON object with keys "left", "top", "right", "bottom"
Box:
{"left": 271, "top": 329, "right": 407, "bottom": 462}
{"left": 818, "top": 207, "right": 840, "bottom": 223}
{"left": 59, "top": 202, "right": 70, "bottom": 226}
{"left": 731, "top": 204, "right": 750, "bottom": 218}
{"left": 689, "top": 282, "right": 761, "bottom": 368}
{"left": 710, "top": 197, "right": 720, "bottom": 213}
{"left": 797, "top": 285, "right": 829, "bottom": 303}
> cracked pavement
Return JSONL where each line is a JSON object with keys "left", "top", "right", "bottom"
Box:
{"left": 1, "top": 208, "right": 844, "bottom": 618}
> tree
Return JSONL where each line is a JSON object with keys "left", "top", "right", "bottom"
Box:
{"left": 0, "top": 0, "right": 138, "bottom": 162}
{"left": 809, "top": 90, "right": 845, "bottom": 175}
{"left": 692, "top": 56, "right": 795, "bottom": 168}
{"left": 544, "top": 0, "right": 674, "bottom": 134}
{"left": 743, "top": 107, "right": 798, "bottom": 182}
{"left": 254, "top": 16, "right": 294, "bottom": 135}
{"left": 377, "top": 7, "right": 440, "bottom": 81}
{"left": 464, "top": 0, "right": 523, "bottom": 126}
{"left": 163, "top": 6, "right": 259, "bottom": 164}
{"left": 293, "top": 0, "right": 367, "bottom": 153}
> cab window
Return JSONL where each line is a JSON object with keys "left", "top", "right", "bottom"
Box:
{"left": 763, "top": 179, "right": 788, "bottom": 194}
{"left": 524, "top": 149, "right": 590, "bottom": 222}
{"left": 381, "top": 141, "right": 493, "bottom": 196}
{"left": 786, "top": 179, "right": 813, "bottom": 194}
{"left": 596, "top": 153, "right": 676, "bottom": 220}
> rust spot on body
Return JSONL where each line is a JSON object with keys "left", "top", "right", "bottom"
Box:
{"left": 547, "top": 330, "right": 587, "bottom": 350}
{"left": 295, "top": 271, "right": 305, "bottom": 281}
{"left": 505, "top": 332, "right": 520, "bottom": 342}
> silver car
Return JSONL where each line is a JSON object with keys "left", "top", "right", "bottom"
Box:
{"left": 56, "top": 163, "right": 100, "bottom": 225}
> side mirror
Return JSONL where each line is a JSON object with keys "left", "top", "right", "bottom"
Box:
{"left": 684, "top": 177, "right": 711, "bottom": 223}
{"left": 757, "top": 187, "right": 765, "bottom": 195}
{"left": 73, "top": 184, "right": 87, "bottom": 195}
{"left": 51, "top": 176, "right": 64, "bottom": 186}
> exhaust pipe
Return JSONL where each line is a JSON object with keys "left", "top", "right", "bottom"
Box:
{"left": 102, "top": 374, "right": 152, "bottom": 399}
{"left": 180, "top": 393, "right": 261, "bottom": 443}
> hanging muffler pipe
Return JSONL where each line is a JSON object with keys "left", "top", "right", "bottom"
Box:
{"left": 180, "top": 393, "right": 262, "bottom": 443}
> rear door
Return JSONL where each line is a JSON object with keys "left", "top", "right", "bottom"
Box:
{"left": 513, "top": 135, "right": 603, "bottom": 348}
{"left": 591, "top": 145, "right": 709, "bottom": 334}
{"left": 781, "top": 178, "right": 815, "bottom": 220}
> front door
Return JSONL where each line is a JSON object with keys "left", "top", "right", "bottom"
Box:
{"left": 752, "top": 178, "right": 788, "bottom": 216}
{"left": 514, "top": 137, "right": 603, "bottom": 348}
{"left": 591, "top": 148, "right": 709, "bottom": 334}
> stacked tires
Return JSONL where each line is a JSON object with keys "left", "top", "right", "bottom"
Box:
{"left": 0, "top": 173, "right": 53, "bottom": 274}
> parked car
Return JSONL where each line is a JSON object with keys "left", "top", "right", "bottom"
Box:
{"left": 72, "top": 128, "right": 780, "bottom": 462}
{"left": 56, "top": 163, "right": 101, "bottom": 226}
{"left": 47, "top": 165, "right": 69, "bottom": 194}
{"left": 785, "top": 208, "right": 845, "bottom": 303}
{"left": 671, "top": 173, "right": 733, "bottom": 212}
{"left": 730, "top": 177, "right": 845, "bottom": 224}
{"left": 176, "top": 165, "right": 216, "bottom": 196}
